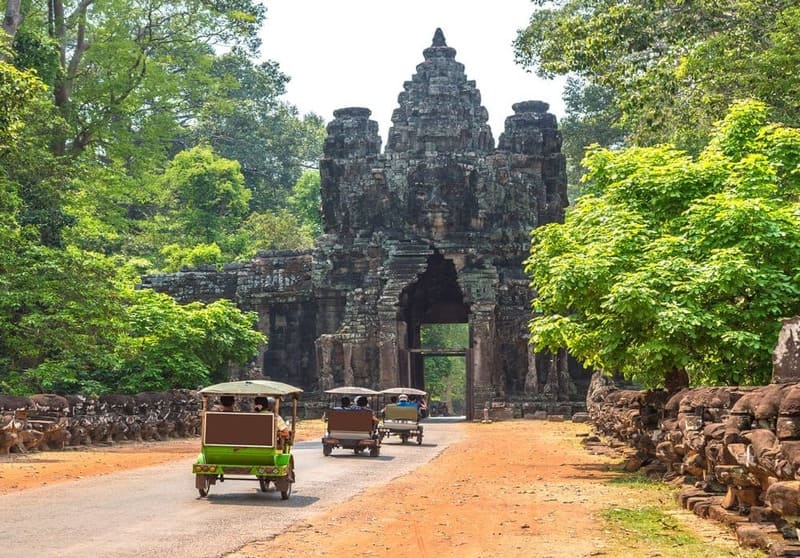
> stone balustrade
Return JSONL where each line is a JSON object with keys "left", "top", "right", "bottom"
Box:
{"left": 0, "top": 391, "right": 329, "bottom": 454}
{"left": 589, "top": 378, "right": 800, "bottom": 555}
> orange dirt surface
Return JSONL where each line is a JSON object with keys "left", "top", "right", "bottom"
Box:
{"left": 0, "top": 419, "right": 747, "bottom": 558}
{"left": 228, "top": 420, "right": 747, "bottom": 558}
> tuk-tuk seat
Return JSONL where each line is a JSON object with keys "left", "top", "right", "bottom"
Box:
{"left": 204, "top": 411, "right": 275, "bottom": 447}
{"left": 326, "top": 409, "right": 375, "bottom": 439}
{"left": 383, "top": 404, "right": 419, "bottom": 422}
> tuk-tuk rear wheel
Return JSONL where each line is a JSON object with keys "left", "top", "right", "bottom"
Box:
{"left": 280, "top": 461, "right": 294, "bottom": 500}
{"left": 259, "top": 478, "right": 270, "bottom": 492}
{"left": 323, "top": 443, "right": 332, "bottom": 456}
{"left": 196, "top": 475, "right": 211, "bottom": 498}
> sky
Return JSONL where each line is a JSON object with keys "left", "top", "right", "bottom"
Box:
{"left": 259, "top": 0, "right": 566, "bottom": 143}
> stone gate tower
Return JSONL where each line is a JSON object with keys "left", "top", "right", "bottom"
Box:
{"left": 143, "top": 29, "right": 586, "bottom": 418}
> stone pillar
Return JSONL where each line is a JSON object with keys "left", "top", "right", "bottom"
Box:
{"left": 315, "top": 335, "right": 335, "bottom": 391}
{"left": 342, "top": 341, "right": 354, "bottom": 386}
{"left": 320, "top": 107, "right": 383, "bottom": 236}
{"left": 378, "top": 319, "right": 401, "bottom": 389}
{"left": 525, "top": 343, "right": 539, "bottom": 394}
{"left": 470, "top": 303, "right": 497, "bottom": 390}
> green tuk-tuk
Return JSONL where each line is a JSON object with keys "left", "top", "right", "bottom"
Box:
{"left": 193, "top": 380, "right": 303, "bottom": 499}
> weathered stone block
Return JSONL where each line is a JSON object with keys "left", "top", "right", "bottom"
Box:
{"left": 774, "top": 317, "right": 800, "bottom": 384}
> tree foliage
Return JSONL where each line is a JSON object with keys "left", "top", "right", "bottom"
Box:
{"left": 420, "top": 324, "right": 468, "bottom": 412}
{"left": 287, "top": 170, "right": 323, "bottom": 238}
{"left": 192, "top": 50, "right": 326, "bottom": 211}
{"left": 515, "top": 1, "right": 800, "bottom": 151}
{"left": 526, "top": 101, "right": 800, "bottom": 387}
{"left": 4, "top": 0, "right": 323, "bottom": 261}
{"left": 159, "top": 145, "right": 251, "bottom": 244}
{"left": 559, "top": 76, "right": 626, "bottom": 200}
{"left": 114, "top": 290, "right": 265, "bottom": 393}
{"left": 0, "top": 1, "right": 309, "bottom": 395}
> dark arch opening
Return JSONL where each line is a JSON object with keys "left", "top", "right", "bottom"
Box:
{"left": 398, "top": 252, "right": 469, "bottom": 392}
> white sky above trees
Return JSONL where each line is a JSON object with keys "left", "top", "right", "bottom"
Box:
{"left": 260, "top": 0, "right": 566, "bottom": 143}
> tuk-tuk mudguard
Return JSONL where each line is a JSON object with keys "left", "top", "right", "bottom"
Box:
{"left": 193, "top": 463, "right": 289, "bottom": 478}
{"left": 193, "top": 445, "right": 292, "bottom": 478}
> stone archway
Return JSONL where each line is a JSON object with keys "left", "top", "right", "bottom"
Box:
{"left": 396, "top": 252, "right": 473, "bottom": 417}
{"left": 142, "top": 30, "right": 588, "bottom": 418}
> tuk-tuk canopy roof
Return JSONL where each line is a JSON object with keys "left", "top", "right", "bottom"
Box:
{"left": 324, "top": 386, "right": 379, "bottom": 395}
{"left": 199, "top": 380, "right": 303, "bottom": 398}
{"left": 379, "top": 387, "right": 427, "bottom": 396}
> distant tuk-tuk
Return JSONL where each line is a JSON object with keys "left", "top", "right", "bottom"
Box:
{"left": 321, "top": 386, "right": 381, "bottom": 457}
{"left": 378, "top": 387, "right": 427, "bottom": 445}
{"left": 193, "top": 380, "right": 303, "bottom": 499}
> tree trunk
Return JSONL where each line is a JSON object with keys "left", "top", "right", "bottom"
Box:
{"left": 2, "top": 0, "right": 23, "bottom": 60}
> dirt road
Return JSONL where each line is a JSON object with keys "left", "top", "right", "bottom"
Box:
{"left": 0, "top": 419, "right": 757, "bottom": 558}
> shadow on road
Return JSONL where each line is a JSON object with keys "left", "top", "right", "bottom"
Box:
{"left": 203, "top": 492, "right": 320, "bottom": 508}
{"left": 423, "top": 416, "right": 467, "bottom": 423}
{"left": 379, "top": 441, "right": 439, "bottom": 448}
{"left": 322, "top": 453, "right": 396, "bottom": 461}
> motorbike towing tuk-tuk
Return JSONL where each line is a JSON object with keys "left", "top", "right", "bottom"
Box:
{"left": 193, "top": 380, "right": 303, "bottom": 499}
{"left": 321, "top": 386, "right": 381, "bottom": 457}
{"left": 377, "top": 387, "right": 427, "bottom": 445}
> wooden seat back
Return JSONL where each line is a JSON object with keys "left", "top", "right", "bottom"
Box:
{"left": 203, "top": 411, "right": 275, "bottom": 447}
{"left": 327, "top": 409, "right": 375, "bottom": 433}
{"left": 383, "top": 404, "right": 419, "bottom": 421}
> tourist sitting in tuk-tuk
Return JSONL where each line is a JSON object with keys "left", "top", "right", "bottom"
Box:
{"left": 355, "top": 395, "right": 378, "bottom": 427}
{"left": 411, "top": 394, "right": 428, "bottom": 418}
{"left": 396, "top": 394, "right": 414, "bottom": 407}
{"left": 255, "top": 396, "right": 290, "bottom": 441}
{"left": 211, "top": 395, "right": 237, "bottom": 412}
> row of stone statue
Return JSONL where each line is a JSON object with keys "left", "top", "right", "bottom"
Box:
{"left": 0, "top": 390, "right": 202, "bottom": 454}
{"left": 589, "top": 378, "right": 800, "bottom": 545}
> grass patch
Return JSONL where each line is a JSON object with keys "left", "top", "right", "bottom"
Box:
{"left": 600, "top": 471, "right": 764, "bottom": 556}
{"left": 604, "top": 506, "right": 698, "bottom": 546}
{"left": 607, "top": 471, "right": 671, "bottom": 488}
{"left": 601, "top": 506, "right": 765, "bottom": 557}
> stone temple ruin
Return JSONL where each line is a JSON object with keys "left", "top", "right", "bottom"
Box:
{"left": 142, "top": 29, "right": 587, "bottom": 418}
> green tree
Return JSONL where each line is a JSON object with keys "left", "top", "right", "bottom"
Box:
{"left": 287, "top": 170, "right": 323, "bottom": 237}
{"left": 192, "top": 50, "right": 326, "bottom": 212}
{"left": 0, "top": 60, "right": 44, "bottom": 147}
{"left": 514, "top": 1, "right": 800, "bottom": 151}
{"left": 0, "top": 60, "right": 74, "bottom": 247}
{"left": 159, "top": 145, "right": 251, "bottom": 245}
{"left": 420, "top": 324, "right": 468, "bottom": 412}
{"left": 7, "top": 0, "right": 265, "bottom": 159}
{"left": 114, "top": 290, "right": 265, "bottom": 393}
{"left": 160, "top": 243, "right": 224, "bottom": 272}
{"left": 237, "top": 209, "right": 316, "bottom": 256}
{"left": 560, "top": 77, "right": 626, "bottom": 201}
{"left": 0, "top": 245, "right": 127, "bottom": 394}
{"left": 526, "top": 101, "right": 800, "bottom": 388}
